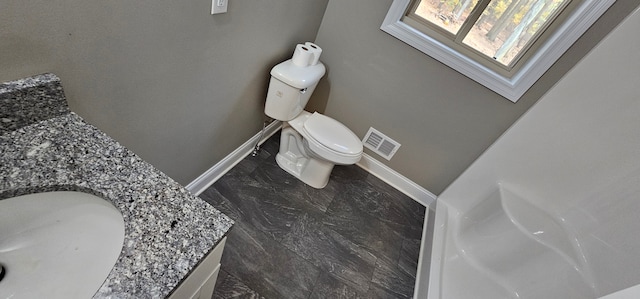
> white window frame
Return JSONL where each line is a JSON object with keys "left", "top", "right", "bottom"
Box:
{"left": 381, "top": 0, "right": 616, "bottom": 102}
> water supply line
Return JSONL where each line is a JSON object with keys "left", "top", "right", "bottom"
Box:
{"left": 251, "top": 116, "right": 274, "bottom": 157}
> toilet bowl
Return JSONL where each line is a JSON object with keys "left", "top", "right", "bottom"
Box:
{"left": 264, "top": 43, "right": 362, "bottom": 188}
{"left": 276, "top": 111, "right": 363, "bottom": 188}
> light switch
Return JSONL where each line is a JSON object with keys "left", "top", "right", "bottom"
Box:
{"left": 211, "top": 0, "right": 227, "bottom": 14}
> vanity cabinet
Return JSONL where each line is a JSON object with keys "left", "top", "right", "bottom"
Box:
{"left": 168, "top": 237, "right": 226, "bottom": 299}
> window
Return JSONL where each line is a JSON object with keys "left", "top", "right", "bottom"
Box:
{"left": 381, "top": 0, "right": 615, "bottom": 102}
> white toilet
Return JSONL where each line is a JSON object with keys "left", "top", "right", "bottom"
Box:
{"left": 264, "top": 57, "right": 363, "bottom": 188}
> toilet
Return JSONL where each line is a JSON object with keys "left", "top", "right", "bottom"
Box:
{"left": 264, "top": 54, "right": 363, "bottom": 188}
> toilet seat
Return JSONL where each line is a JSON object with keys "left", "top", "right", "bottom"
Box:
{"left": 289, "top": 111, "right": 363, "bottom": 165}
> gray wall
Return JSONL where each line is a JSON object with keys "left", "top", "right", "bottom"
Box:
{"left": 311, "top": 0, "right": 640, "bottom": 194}
{"left": 0, "top": 0, "right": 328, "bottom": 185}
{"left": 2, "top": 0, "right": 637, "bottom": 195}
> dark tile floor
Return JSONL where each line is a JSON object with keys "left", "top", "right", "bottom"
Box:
{"left": 199, "top": 132, "right": 426, "bottom": 299}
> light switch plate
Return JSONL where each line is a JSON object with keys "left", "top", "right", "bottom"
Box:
{"left": 211, "top": 0, "right": 227, "bottom": 14}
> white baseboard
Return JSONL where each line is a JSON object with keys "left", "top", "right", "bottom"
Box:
{"left": 356, "top": 153, "right": 437, "bottom": 207}
{"left": 187, "top": 123, "right": 437, "bottom": 206}
{"left": 185, "top": 120, "right": 282, "bottom": 196}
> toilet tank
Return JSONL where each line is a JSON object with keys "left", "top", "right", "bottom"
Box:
{"left": 265, "top": 60, "right": 325, "bottom": 121}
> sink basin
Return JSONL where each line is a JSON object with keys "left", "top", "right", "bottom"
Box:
{"left": 0, "top": 191, "right": 125, "bottom": 298}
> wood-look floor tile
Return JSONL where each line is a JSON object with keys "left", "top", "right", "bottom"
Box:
{"left": 308, "top": 272, "right": 367, "bottom": 299}
{"left": 398, "top": 238, "right": 422, "bottom": 279}
{"left": 330, "top": 179, "right": 425, "bottom": 240}
{"left": 220, "top": 221, "right": 320, "bottom": 299}
{"left": 366, "top": 282, "right": 409, "bottom": 299}
{"left": 199, "top": 185, "right": 242, "bottom": 221}
{"left": 371, "top": 255, "right": 416, "bottom": 299}
{"left": 250, "top": 158, "right": 338, "bottom": 213}
{"left": 365, "top": 175, "right": 426, "bottom": 227}
{"left": 213, "top": 270, "right": 265, "bottom": 299}
{"left": 280, "top": 213, "right": 377, "bottom": 293}
{"left": 330, "top": 164, "right": 370, "bottom": 185}
{"left": 203, "top": 133, "right": 426, "bottom": 299}
{"left": 212, "top": 172, "right": 307, "bottom": 241}
{"left": 323, "top": 199, "right": 405, "bottom": 263}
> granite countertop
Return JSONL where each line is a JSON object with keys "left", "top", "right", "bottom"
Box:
{"left": 0, "top": 74, "right": 234, "bottom": 298}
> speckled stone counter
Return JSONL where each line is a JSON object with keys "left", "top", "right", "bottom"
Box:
{"left": 0, "top": 73, "right": 70, "bottom": 134}
{"left": 0, "top": 74, "right": 234, "bottom": 298}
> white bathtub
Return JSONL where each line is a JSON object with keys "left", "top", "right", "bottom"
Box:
{"left": 427, "top": 184, "right": 598, "bottom": 298}
{"left": 426, "top": 177, "right": 640, "bottom": 299}
{"left": 422, "top": 6, "right": 640, "bottom": 298}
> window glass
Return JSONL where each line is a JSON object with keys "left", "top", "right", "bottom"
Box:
{"left": 406, "top": 0, "right": 572, "bottom": 70}
{"left": 462, "top": 0, "right": 570, "bottom": 67}
{"left": 412, "top": 0, "right": 479, "bottom": 35}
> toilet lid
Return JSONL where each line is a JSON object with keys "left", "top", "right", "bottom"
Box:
{"left": 303, "top": 112, "right": 363, "bottom": 155}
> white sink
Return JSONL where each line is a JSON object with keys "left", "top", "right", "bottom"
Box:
{"left": 0, "top": 191, "right": 125, "bottom": 299}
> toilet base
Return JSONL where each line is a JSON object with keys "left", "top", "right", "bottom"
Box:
{"left": 276, "top": 127, "right": 335, "bottom": 189}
